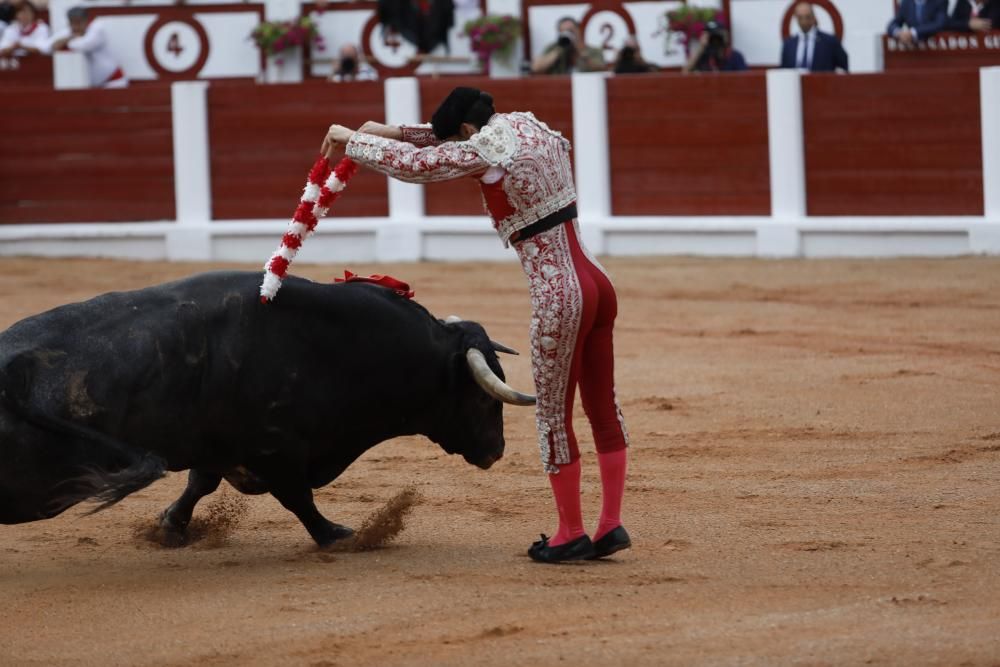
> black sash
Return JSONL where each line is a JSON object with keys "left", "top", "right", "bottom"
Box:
{"left": 510, "top": 203, "right": 578, "bottom": 243}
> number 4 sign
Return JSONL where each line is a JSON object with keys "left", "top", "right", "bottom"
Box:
{"left": 145, "top": 17, "right": 210, "bottom": 77}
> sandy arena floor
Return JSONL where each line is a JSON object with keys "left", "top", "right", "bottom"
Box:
{"left": 0, "top": 256, "right": 998, "bottom": 666}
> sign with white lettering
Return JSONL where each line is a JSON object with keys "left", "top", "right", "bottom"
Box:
{"left": 884, "top": 31, "right": 1000, "bottom": 70}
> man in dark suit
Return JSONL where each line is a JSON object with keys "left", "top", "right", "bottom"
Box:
{"left": 886, "top": 0, "right": 949, "bottom": 45}
{"left": 949, "top": 0, "right": 999, "bottom": 32}
{"left": 780, "top": 2, "right": 849, "bottom": 72}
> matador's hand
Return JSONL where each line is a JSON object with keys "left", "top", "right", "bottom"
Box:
{"left": 321, "top": 124, "right": 356, "bottom": 158}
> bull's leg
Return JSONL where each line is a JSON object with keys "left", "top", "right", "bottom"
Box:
{"left": 267, "top": 480, "right": 354, "bottom": 548}
{"left": 158, "top": 469, "right": 222, "bottom": 547}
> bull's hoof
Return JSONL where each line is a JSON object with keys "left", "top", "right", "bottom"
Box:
{"left": 317, "top": 523, "right": 355, "bottom": 549}
{"left": 160, "top": 528, "right": 189, "bottom": 549}
{"left": 157, "top": 511, "right": 190, "bottom": 548}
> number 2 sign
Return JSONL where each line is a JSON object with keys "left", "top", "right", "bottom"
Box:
{"left": 581, "top": 9, "right": 633, "bottom": 59}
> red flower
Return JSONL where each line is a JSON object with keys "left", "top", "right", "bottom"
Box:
{"left": 269, "top": 256, "right": 290, "bottom": 278}
{"left": 334, "top": 158, "right": 358, "bottom": 182}
{"left": 309, "top": 157, "right": 331, "bottom": 184}
{"left": 293, "top": 202, "right": 317, "bottom": 228}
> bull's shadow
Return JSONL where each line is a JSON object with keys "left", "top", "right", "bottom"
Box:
{"left": 0, "top": 271, "right": 534, "bottom": 549}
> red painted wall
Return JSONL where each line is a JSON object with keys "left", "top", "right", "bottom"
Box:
{"left": 418, "top": 76, "right": 574, "bottom": 216}
{"left": 0, "top": 86, "right": 175, "bottom": 224}
{"left": 208, "top": 81, "right": 388, "bottom": 219}
{"left": 803, "top": 70, "right": 983, "bottom": 216}
{"left": 607, "top": 73, "right": 772, "bottom": 216}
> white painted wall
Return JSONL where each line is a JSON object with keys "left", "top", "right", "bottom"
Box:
{"left": 4, "top": 67, "right": 997, "bottom": 262}
{"left": 46, "top": 0, "right": 944, "bottom": 84}
{"left": 19, "top": 0, "right": 1000, "bottom": 261}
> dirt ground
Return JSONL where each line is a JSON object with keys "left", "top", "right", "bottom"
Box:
{"left": 0, "top": 256, "right": 998, "bottom": 667}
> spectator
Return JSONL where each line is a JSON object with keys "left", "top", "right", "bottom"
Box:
{"left": 530, "top": 16, "right": 605, "bottom": 74}
{"left": 0, "top": 0, "right": 21, "bottom": 26}
{"left": 682, "top": 20, "right": 747, "bottom": 73}
{"left": 330, "top": 43, "right": 378, "bottom": 82}
{"left": 949, "top": 0, "right": 999, "bottom": 31}
{"left": 0, "top": 1, "right": 50, "bottom": 57}
{"left": 49, "top": 7, "right": 127, "bottom": 88}
{"left": 780, "top": 2, "right": 848, "bottom": 72}
{"left": 377, "top": 0, "right": 454, "bottom": 54}
{"left": 886, "top": 0, "right": 948, "bottom": 45}
{"left": 613, "top": 35, "right": 657, "bottom": 74}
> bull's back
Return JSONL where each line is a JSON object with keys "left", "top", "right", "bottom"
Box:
{"left": 0, "top": 272, "right": 445, "bottom": 458}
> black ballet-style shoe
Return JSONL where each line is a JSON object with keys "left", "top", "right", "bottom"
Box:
{"left": 588, "top": 526, "right": 631, "bottom": 559}
{"left": 528, "top": 534, "right": 595, "bottom": 563}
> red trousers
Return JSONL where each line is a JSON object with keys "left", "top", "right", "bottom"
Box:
{"left": 514, "top": 220, "right": 628, "bottom": 473}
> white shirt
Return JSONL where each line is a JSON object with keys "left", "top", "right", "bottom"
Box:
{"left": 796, "top": 27, "right": 817, "bottom": 70}
{"left": 50, "top": 20, "right": 126, "bottom": 88}
{"left": 0, "top": 20, "right": 51, "bottom": 55}
{"left": 331, "top": 60, "right": 378, "bottom": 82}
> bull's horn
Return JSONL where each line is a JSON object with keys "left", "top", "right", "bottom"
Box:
{"left": 445, "top": 316, "right": 520, "bottom": 355}
{"left": 466, "top": 348, "right": 536, "bottom": 406}
{"left": 490, "top": 341, "right": 520, "bottom": 356}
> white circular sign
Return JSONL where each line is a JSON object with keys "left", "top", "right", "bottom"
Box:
{"left": 368, "top": 28, "right": 417, "bottom": 69}
{"left": 584, "top": 11, "right": 630, "bottom": 60}
{"left": 151, "top": 21, "right": 202, "bottom": 73}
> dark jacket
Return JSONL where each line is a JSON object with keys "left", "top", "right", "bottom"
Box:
{"left": 780, "top": 30, "right": 849, "bottom": 72}
{"left": 949, "top": 0, "right": 1000, "bottom": 30}
{"left": 887, "top": 0, "right": 950, "bottom": 39}
{"left": 694, "top": 48, "right": 747, "bottom": 72}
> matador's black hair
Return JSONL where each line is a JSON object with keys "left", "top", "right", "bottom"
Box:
{"left": 431, "top": 87, "right": 496, "bottom": 140}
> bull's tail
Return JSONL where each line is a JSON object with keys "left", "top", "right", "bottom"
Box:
{"left": 58, "top": 452, "right": 167, "bottom": 515}
{"left": 0, "top": 357, "right": 167, "bottom": 517}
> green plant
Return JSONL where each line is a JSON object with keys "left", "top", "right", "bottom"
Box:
{"left": 463, "top": 14, "right": 521, "bottom": 64}
{"left": 659, "top": 6, "right": 727, "bottom": 54}
{"left": 251, "top": 16, "right": 323, "bottom": 56}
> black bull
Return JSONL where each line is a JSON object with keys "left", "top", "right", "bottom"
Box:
{"left": 0, "top": 271, "right": 534, "bottom": 547}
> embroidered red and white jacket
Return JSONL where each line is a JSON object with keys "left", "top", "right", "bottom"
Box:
{"left": 345, "top": 112, "right": 576, "bottom": 246}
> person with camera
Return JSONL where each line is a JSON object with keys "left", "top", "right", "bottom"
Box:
{"left": 682, "top": 19, "right": 747, "bottom": 73}
{"left": 613, "top": 35, "right": 657, "bottom": 74}
{"left": 330, "top": 43, "right": 378, "bottom": 82}
{"left": 530, "top": 16, "right": 605, "bottom": 75}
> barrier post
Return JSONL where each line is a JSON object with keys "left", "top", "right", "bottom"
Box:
{"left": 761, "top": 69, "right": 805, "bottom": 257}
{"left": 971, "top": 66, "right": 1000, "bottom": 253}
{"left": 167, "top": 81, "right": 213, "bottom": 260}
{"left": 571, "top": 72, "right": 610, "bottom": 254}
{"left": 378, "top": 77, "right": 423, "bottom": 261}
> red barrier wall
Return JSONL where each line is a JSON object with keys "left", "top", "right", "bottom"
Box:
{"left": 803, "top": 70, "right": 983, "bottom": 216}
{"left": 0, "top": 86, "right": 175, "bottom": 224}
{"left": 418, "top": 77, "right": 574, "bottom": 216}
{"left": 208, "top": 81, "right": 388, "bottom": 219}
{"left": 606, "top": 73, "right": 771, "bottom": 216}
